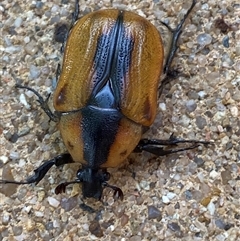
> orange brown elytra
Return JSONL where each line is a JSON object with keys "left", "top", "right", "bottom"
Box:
{"left": 1, "top": 0, "right": 210, "bottom": 202}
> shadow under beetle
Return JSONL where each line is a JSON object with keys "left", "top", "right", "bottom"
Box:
{"left": 1, "top": 0, "right": 210, "bottom": 201}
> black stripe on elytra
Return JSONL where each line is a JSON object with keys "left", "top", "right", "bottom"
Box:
{"left": 89, "top": 11, "right": 134, "bottom": 109}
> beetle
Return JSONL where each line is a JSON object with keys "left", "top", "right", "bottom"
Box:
{"left": 1, "top": 0, "right": 210, "bottom": 200}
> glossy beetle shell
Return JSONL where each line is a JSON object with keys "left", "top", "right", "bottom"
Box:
{"left": 53, "top": 9, "right": 164, "bottom": 168}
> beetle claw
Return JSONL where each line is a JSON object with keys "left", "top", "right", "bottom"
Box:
{"left": 113, "top": 188, "right": 124, "bottom": 201}
{"left": 55, "top": 183, "right": 67, "bottom": 194}
{"left": 103, "top": 182, "right": 124, "bottom": 201}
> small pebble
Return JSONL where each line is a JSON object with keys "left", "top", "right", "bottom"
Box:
{"left": 24, "top": 41, "right": 38, "bottom": 55}
{"left": 2, "top": 213, "right": 11, "bottom": 225}
{"left": 194, "top": 157, "right": 205, "bottom": 167}
{"left": 221, "top": 170, "right": 232, "bottom": 185}
{"left": 222, "top": 36, "right": 230, "bottom": 48}
{"left": 35, "top": 211, "right": 44, "bottom": 217}
{"left": 197, "top": 33, "right": 212, "bottom": 46}
{"left": 186, "top": 99, "right": 197, "bottom": 112}
{"left": 139, "top": 180, "right": 150, "bottom": 190}
{"left": 196, "top": 116, "right": 207, "bottom": 129}
{"left": 210, "top": 170, "right": 219, "bottom": 179}
{"left": 162, "top": 195, "right": 170, "bottom": 204}
{"left": 112, "top": 204, "right": 125, "bottom": 218}
{"left": 36, "top": 1, "right": 44, "bottom": 9}
{"left": 185, "top": 190, "right": 193, "bottom": 200}
{"left": 14, "top": 17, "right": 23, "bottom": 28}
{"left": 19, "top": 93, "right": 30, "bottom": 109}
{"left": 178, "top": 114, "right": 190, "bottom": 127}
{"left": 47, "top": 197, "right": 60, "bottom": 208}
{"left": 12, "top": 226, "right": 23, "bottom": 236}
{"left": 215, "top": 219, "right": 227, "bottom": 230}
{"left": 187, "top": 90, "right": 198, "bottom": 99}
{"left": 9, "top": 151, "right": 20, "bottom": 160}
{"left": 198, "top": 91, "right": 206, "bottom": 99}
{"left": 89, "top": 220, "right": 103, "bottom": 238}
{"left": 167, "top": 192, "right": 176, "bottom": 200}
{"left": 222, "top": 52, "right": 234, "bottom": 66}
{"left": 53, "top": 219, "right": 61, "bottom": 228}
{"left": 148, "top": 205, "right": 162, "bottom": 220}
{"left": 167, "top": 222, "right": 181, "bottom": 232}
{"left": 129, "top": 236, "right": 141, "bottom": 241}
{"left": 60, "top": 196, "right": 78, "bottom": 211}
{"left": 0, "top": 155, "right": 9, "bottom": 164}
{"left": 230, "top": 106, "right": 238, "bottom": 117}
{"left": 121, "top": 214, "right": 129, "bottom": 226}
{"left": 29, "top": 65, "right": 41, "bottom": 80}
{"left": 207, "top": 201, "right": 215, "bottom": 215}
{"left": 159, "top": 102, "right": 166, "bottom": 111}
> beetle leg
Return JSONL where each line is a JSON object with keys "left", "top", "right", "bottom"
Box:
{"left": 0, "top": 153, "right": 74, "bottom": 186}
{"left": 59, "top": 0, "right": 80, "bottom": 53}
{"left": 55, "top": 180, "right": 80, "bottom": 194}
{"left": 103, "top": 182, "right": 124, "bottom": 201}
{"left": 162, "top": 0, "right": 196, "bottom": 74}
{"left": 71, "top": 0, "right": 80, "bottom": 26}
{"left": 134, "top": 134, "right": 211, "bottom": 156}
{"left": 15, "top": 84, "right": 59, "bottom": 122}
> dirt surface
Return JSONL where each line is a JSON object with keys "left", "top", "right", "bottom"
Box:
{"left": 0, "top": 0, "right": 240, "bottom": 240}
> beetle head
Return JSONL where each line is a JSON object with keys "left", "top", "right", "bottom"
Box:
{"left": 77, "top": 168, "right": 110, "bottom": 200}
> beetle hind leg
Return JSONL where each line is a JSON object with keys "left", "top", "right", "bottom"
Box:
{"left": 162, "top": 0, "right": 197, "bottom": 75}
{"left": 134, "top": 134, "right": 211, "bottom": 156}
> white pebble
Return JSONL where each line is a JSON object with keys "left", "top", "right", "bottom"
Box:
{"left": 19, "top": 93, "right": 30, "bottom": 109}
{"left": 167, "top": 192, "right": 176, "bottom": 200}
{"left": 53, "top": 219, "right": 60, "bottom": 228}
{"left": 51, "top": 5, "right": 60, "bottom": 13}
{"left": 47, "top": 197, "right": 60, "bottom": 207}
{"left": 23, "top": 206, "right": 32, "bottom": 213}
{"left": 159, "top": 102, "right": 166, "bottom": 111}
{"left": 14, "top": 17, "right": 23, "bottom": 28}
{"left": 221, "top": 136, "right": 229, "bottom": 145}
{"left": 198, "top": 91, "right": 206, "bottom": 99}
{"left": 9, "top": 151, "right": 20, "bottom": 160}
{"left": 162, "top": 195, "right": 170, "bottom": 204}
{"left": 0, "top": 155, "right": 9, "bottom": 164}
{"left": 230, "top": 106, "right": 238, "bottom": 117}
{"left": 197, "top": 33, "right": 212, "bottom": 46}
{"left": 139, "top": 180, "right": 150, "bottom": 191}
{"left": 24, "top": 36, "right": 30, "bottom": 44}
{"left": 35, "top": 211, "right": 44, "bottom": 217}
{"left": 209, "top": 170, "right": 219, "bottom": 179}
{"left": 207, "top": 201, "right": 215, "bottom": 215}
{"left": 29, "top": 65, "right": 41, "bottom": 79}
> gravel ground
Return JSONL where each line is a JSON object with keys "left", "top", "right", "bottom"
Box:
{"left": 0, "top": 0, "right": 240, "bottom": 240}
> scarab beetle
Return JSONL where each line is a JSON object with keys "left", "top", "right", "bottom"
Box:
{"left": 1, "top": 0, "right": 209, "bottom": 200}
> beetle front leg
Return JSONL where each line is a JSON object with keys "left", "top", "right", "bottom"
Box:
{"left": 16, "top": 84, "right": 59, "bottom": 122}
{"left": 0, "top": 153, "right": 74, "bottom": 185}
{"left": 134, "top": 134, "right": 211, "bottom": 156}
